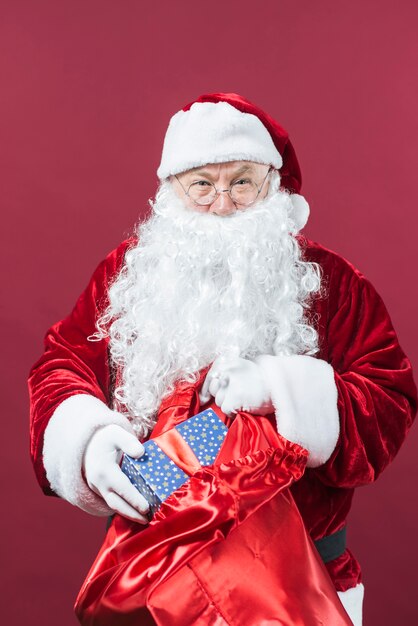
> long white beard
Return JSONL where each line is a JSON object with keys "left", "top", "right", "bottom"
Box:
{"left": 95, "top": 176, "right": 322, "bottom": 437}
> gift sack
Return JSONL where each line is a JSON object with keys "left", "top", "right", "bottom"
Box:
{"left": 75, "top": 377, "right": 351, "bottom": 626}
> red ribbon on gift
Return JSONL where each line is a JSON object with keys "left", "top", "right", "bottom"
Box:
{"left": 153, "top": 427, "right": 202, "bottom": 475}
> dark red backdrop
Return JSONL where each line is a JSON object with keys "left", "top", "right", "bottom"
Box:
{"left": 1, "top": 1, "right": 417, "bottom": 624}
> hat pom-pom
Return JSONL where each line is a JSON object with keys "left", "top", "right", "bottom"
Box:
{"left": 289, "top": 193, "right": 310, "bottom": 232}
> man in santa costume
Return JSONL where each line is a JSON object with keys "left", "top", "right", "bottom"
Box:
{"left": 29, "top": 93, "right": 417, "bottom": 625}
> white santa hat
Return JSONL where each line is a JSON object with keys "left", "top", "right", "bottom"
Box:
{"left": 157, "top": 92, "right": 310, "bottom": 231}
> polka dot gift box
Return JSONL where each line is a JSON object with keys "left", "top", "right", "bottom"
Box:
{"left": 121, "top": 409, "right": 228, "bottom": 516}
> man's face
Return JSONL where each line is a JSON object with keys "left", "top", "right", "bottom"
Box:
{"left": 171, "top": 161, "right": 271, "bottom": 216}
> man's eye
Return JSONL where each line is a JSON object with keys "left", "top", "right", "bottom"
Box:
{"left": 193, "top": 180, "right": 211, "bottom": 187}
{"left": 234, "top": 178, "right": 251, "bottom": 185}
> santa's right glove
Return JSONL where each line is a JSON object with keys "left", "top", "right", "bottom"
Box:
{"left": 43, "top": 394, "right": 149, "bottom": 522}
{"left": 83, "top": 424, "right": 150, "bottom": 524}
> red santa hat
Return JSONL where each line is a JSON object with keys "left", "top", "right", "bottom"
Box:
{"left": 157, "top": 92, "right": 310, "bottom": 230}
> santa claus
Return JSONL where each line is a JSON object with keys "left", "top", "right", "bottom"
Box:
{"left": 29, "top": 93, "right": 417, "bottom": 626}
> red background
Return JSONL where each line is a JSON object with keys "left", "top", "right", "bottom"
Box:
{"left": 1, "top": 1, "right": 417, "bottom": 624}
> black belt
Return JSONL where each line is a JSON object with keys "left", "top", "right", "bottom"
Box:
{"left": 314, "top": 527, "right": 347, "bottom": 564}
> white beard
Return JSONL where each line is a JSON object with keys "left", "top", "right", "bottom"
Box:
{"left": 95, "top": 175, "right": 321, "bottom": 438}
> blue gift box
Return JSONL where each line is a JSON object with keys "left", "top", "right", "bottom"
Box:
{"left": 121, "top": 408, "right": 228, "bottom": 515}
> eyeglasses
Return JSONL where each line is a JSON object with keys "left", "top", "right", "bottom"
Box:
{"left": 175, "top": 166, "right": 273, "bottom": 207}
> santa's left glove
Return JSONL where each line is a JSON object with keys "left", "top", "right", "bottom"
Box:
{"left": 200, "top": 353, "right": 341, "bottom": 469}
{"left": 199, "top": 354, "right": 274, "bottom": 416}
{"left": 42, "top": 394, "right": 149, "bottom": 521}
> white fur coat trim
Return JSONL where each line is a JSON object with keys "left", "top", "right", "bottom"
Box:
{"left": 43, "top": 394, "right": 134, "bottom": 516}
{"left": 338, "top": 583, "right": 364, "bottom": 626}
{"left": 255, "top": 354, "right": 340, "bottom": 467}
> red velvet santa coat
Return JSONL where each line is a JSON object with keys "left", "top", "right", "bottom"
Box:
{"left": 29, "top": 235, "right": 417, "bottom": 598}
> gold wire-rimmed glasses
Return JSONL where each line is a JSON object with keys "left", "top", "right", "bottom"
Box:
{"left": 175, "top": 165, "right": 273, "bottom": 207}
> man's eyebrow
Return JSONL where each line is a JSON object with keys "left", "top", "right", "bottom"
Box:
{"left": 230, "top": 165, "right": 254, "bottom": 177}
{"left": 190, "top": 165, "right": 254, "bottom": 179}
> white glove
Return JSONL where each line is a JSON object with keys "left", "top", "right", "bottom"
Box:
{"left": 83, "top": 424, "right": 150, "bottom": 524}
{"left": 200, "top": 355, "right": 274, "bottom": 416}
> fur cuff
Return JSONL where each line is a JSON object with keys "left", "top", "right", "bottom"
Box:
{"left": 256, "top": 355, "right": 340, "bottom": 467}
{"left": 43, "top": 394, "right": 134, "bottom": 515}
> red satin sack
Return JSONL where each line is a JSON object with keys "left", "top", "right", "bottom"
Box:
{"left": 75, "top": 408, "right": 352, "bottom": 625}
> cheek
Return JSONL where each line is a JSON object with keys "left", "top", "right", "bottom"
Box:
{"left": 187, "top": 201, "right": 210, "bottom": 213}
{"left": 174, "top": 186, "right": 208, "bottom": 212}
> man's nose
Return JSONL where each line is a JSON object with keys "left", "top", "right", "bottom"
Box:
{"left": 208, "top": 190, "right": 236, "bottom": 216}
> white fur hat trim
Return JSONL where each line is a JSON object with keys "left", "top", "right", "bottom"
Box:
{"left": 157, "top": 101, "right": 283, "bottom": 179}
